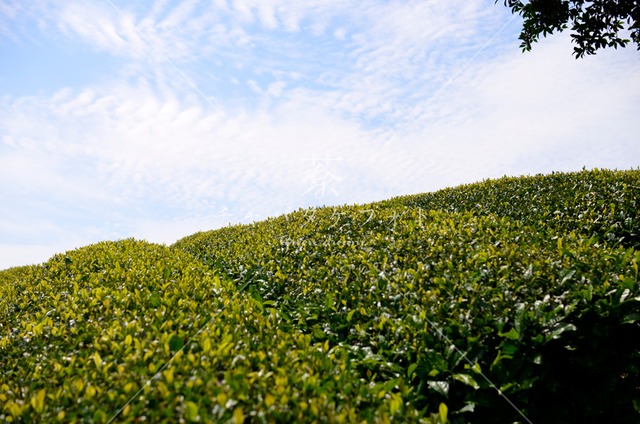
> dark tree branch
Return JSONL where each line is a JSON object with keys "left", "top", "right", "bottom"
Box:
{"left": 499, "top": 0, "right": 639, "bottom": 58}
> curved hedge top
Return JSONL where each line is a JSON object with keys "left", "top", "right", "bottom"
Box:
{"left": 1, "top": 168, "right": 639, "bottom": 423}
{"left": 385, "top": 168, "right": 640, "bottom": 249}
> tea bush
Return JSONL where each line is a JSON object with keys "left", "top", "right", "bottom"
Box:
{"left": 386, "top": 168, "right": 640, "bottom": 249}
{"left": 175, "top": 204, "right": 640, "bottom": 422}
{"left": 2, "top": 169, "right": 639, "bottom": 423}
{"left": 0, "top": 242, "right": 428, "bottom": 422}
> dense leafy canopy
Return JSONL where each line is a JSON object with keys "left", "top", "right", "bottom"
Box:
{"left": 1, "top": 168, "right": 639, "bottom": 422}
{"left": 500, "top": 0, "right": 640, "bottom": 57}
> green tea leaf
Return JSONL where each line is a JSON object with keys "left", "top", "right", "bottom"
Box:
{"left": 453, "top": 373, "right": 479, "bottom": 389}
{"left": 169, "top": 335, "right": 184, "bottom": 352}
{"left": 184, "top": 401, "right": 198, "bottom": 421}
{"left": 439, "top": 402, "right": 448, "bottom": 424}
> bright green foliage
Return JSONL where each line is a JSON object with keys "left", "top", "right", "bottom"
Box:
{"left": 0, "top": 265, "right": 36, "bottom": 319}
{"left": 386, "top": 168, "right": 640, "bottom": 249}
{"left": 2, "top": 169, "right": 639, "bottom": 423}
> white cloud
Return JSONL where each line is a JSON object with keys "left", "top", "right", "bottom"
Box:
{"left": 0, "top": 1, "right": 19, "bottom": 39}
{"left": 56, "top": 2, "right": 141, "bottom": 55}
{"left": 266, "top": 81, "right": 286, "bottom": 97}
{"left": 1, "top": 0, "right": 638, "bottom": 269}
{"left": 0, "top": 244, "right": 77, "bottom": 270}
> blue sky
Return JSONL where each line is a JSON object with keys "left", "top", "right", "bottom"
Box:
{"left": 1, "top": 0, "right": 639, "bottom": 269}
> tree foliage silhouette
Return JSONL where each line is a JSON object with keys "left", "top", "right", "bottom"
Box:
{"left": 500, "top": 0, "right": 639, "bottom": 58}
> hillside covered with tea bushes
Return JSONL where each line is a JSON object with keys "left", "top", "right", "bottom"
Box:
{"left": 1, "top": 168, "right": 639, "bottom": 423}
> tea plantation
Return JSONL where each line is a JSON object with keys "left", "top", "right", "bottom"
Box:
{"left": 1, "top": 168, "right": 639, "bottom": 423}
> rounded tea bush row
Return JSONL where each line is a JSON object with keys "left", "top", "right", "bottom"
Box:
{"left": 2, "top": 169, "right": 639, "bottom": 422}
